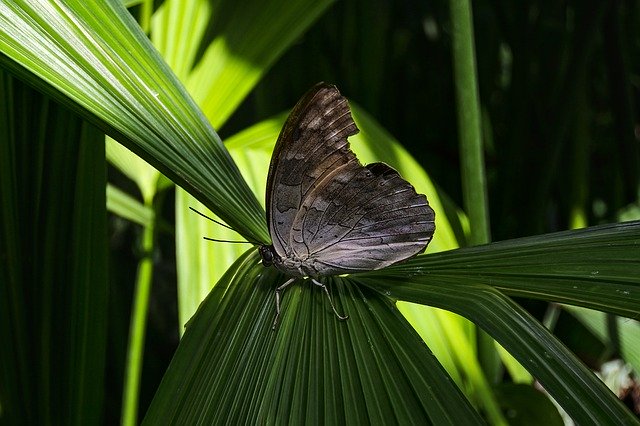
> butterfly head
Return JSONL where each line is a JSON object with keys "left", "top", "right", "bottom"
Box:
{"left": 259, "top": 245, "right": 279, "bottom": 267}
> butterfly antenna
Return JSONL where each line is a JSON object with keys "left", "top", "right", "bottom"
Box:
{"left": 202, "top": 236, "right": 252, "bottom": 244}
{"left": 189, "top": 206, "right": 236, "bottom": 231}
{"left": 189, "top": 206, "right": 257, "bottom": 244}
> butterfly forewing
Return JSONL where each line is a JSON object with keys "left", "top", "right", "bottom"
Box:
{"left": 266, "top": 84, "right": 359, "bottom": 258}
{"left": 266, "top": 83, "right": 435, "bottom": 277}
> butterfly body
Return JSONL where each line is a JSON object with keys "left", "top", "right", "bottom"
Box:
{"left": 259, "top": 244, "right": 316, "bottom": 277}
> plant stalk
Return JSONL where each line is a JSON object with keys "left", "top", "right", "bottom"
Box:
{"left": 121, "top": 219, "right": 155, "bottom": 426}
{"left": 450, "top": 2, "right": 504, "bottom": 424}
{"left": 450, "top": 0, "right": 490, "bottom": 246}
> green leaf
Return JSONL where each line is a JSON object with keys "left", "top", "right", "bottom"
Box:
{"left": 367, "top": 221, "right": 640, "bottom": 318}
{"left": 565, "top": 305, "right": 640, "bottom": 374}
{"left": 184, "top": 0, "right": 337, "bottom": 128}
{"left": 106, "top": 137, "right": 161, "bottom": 205}
{"left": 176, "top": 197, "right": 253, "bottom": 329}
{"left": 364, "top": 278, "right": 635, "bottom": 424}
{"left": 150, "top": 0, "right": 211, "bottom": 82}
{"left": 106, "top": 183, "right": 154, "bottom": 228}
{"left": 495, "top": 342, "right": 532, "bottom": 384}
{"left": 359, "top": 221, "right": 640, "bottom": 424}
{"left": 0, "top": 0, "right": 267, "bottom": 243}
{"left": 144, "top": 250, "right": 484, "bottom": 424}
{"left": 493, "top": 384, "right": 563, "bottom": 426}
{"left": 0, "top": 72, "right": 108, "bottom": 424}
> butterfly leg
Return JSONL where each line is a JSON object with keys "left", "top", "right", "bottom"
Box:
{"left": 311, "top": 278, "right": 349, "bottom": 322}
{"left": 272, "top": 277, "right": 296, "bottom": 330}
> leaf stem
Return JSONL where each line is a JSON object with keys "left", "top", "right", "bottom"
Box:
{"left": 450, "top": 0, "right": 490, "bottom": 246}
{"left": 121, "top": 217, "right": 155, "bottom": 426}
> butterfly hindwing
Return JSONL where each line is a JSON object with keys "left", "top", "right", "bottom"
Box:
{"left": 291, "top": 162, "right": 434, "bottom": 274}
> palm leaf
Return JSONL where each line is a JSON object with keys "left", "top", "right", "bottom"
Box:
{"left": 0, "top": 72, "right": 107, "bottom": 424}
{"left": 143, "top": 249, "right": 483, "bottom": 424}
{"left": 0, "top": 0, "right": 267, "bottom": 243}
{"left": 146, "top": 222, "right": 639, "bottom": 424}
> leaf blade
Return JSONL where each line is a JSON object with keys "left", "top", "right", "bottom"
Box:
{"left": 366, "top": 221, "right": 640, "bottom": 318}
{"left": 0, "top": 0, "right": 268, "bottom": 242}
{"left": 144, "top": 250, "right": 484, "bottom": 424}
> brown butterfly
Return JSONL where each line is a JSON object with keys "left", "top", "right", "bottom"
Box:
{"left": 259, "top": 83, "right": 435, "bottom": 328}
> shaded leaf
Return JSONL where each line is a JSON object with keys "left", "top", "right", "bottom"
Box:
{"left": 0, "top": 72, "right": 107, "bottom": 424}
{"left": 565, "top": 305, "right": 640, "bottom": 374}
{"left": 368, "top": 221, "right": 640, "bottom": 318}
{"left": 358, "top": 221, "right": 640, "bottom": 424}
{"left": 493, "top": 384, "right": 563, "bottom": 426}
{"left": 144, "top": 250, "right": 484, "bottom": 424}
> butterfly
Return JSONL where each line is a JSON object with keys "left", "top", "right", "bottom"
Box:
{"left": 259, "top": 83, "right": 435, "bottom": 328}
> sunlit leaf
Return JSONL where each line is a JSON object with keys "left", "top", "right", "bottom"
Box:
{"left": 0, "top": 0, "right": 267, "bottom": 242}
